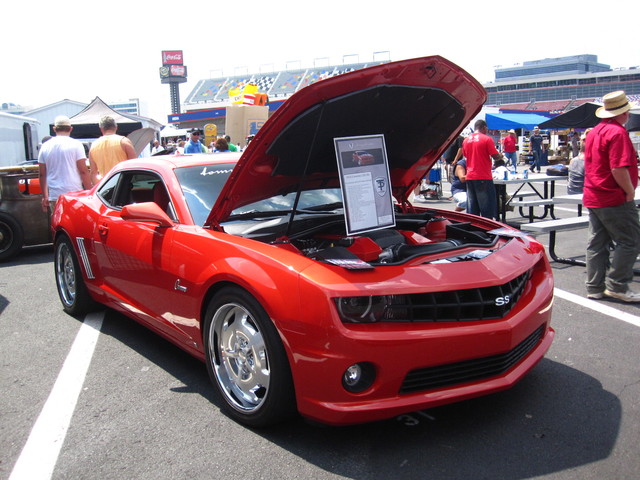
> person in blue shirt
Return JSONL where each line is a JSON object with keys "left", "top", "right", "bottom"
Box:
{"left": 529, "top": 126, "right": 544, "bottom": 173}
{"left": 184, "top": 130, "right": 205, "bottom": 154}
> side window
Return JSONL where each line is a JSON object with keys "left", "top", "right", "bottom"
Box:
{"left": 97, "top": 174, "right": 120, "bottom": 206}
{"left": 98, "top": 171, "right": 177, "bottom": 221}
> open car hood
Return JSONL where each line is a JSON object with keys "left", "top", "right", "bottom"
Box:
{"left": 205, "top": 56, "right": 486, "bottom": 228}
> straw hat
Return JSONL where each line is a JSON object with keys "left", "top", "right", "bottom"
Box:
{"left": 596, "top": 91, "right": 637, "bottom": 118}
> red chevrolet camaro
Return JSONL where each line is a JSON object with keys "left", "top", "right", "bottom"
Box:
{"left": 51, "top": 56, "right": 554, "bottom": 427}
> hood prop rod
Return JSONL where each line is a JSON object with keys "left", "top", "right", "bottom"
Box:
{"left": 285, "top": 101, "right": 327, "bottom": 239}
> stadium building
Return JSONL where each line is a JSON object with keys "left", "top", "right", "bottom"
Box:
{"left": 485, "top": 54, "right": 640, "bottom": 112}
{"left": 171, "top": 53, "right": 640, "bottom": 141}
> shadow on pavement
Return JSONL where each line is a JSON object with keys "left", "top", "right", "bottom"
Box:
{"left": 98, "top": 308, "right": 619, "bottom": 480}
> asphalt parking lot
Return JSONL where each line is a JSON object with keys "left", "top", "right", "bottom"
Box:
{"left": 1, "top": 175, "right": 639, "bottom": 480}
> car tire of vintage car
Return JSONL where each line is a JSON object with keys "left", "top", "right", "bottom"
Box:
{"left": 54, "top": 235, "right": 97, "bottom": 316}
{"left": 203, "top": 286, "right": 296, "bottom": 427}
{"left": 0, "top": 213, "right": 24, "bottom": 261}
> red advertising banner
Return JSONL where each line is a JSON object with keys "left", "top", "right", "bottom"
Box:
{"left": 162, "top": 50, "right": 183, "bottom": 65}
{"left": 170, "top": 65, "right": 186, "bottom": 77}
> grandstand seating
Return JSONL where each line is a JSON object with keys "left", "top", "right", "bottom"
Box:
{"left": 497, "top": 98, "right": 596, "bottom": 113}
{"left": 499, "top": 103, "right": 531, "bottom": 111}
{"left": 528, "top": 100, "right": 569, "bottom": 112}
{"left": 184, "top": 61, "right": 388, "bottom": 106}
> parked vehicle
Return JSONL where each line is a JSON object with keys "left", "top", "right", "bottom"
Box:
{"left": 51, "top": 56, "right": 555, "bottom": 427}
{"left": 352, "top": 150, "right": 375, "bottom": 166}
{"left": 0, "top": 165, "right": 51, "bottom": 261}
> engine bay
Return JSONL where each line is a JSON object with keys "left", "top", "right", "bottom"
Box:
{"left": 298, "top": 213, "right": 500, "bottom": 266}
{"left": 227, "top": 209, "right": 502, "bottom": 267}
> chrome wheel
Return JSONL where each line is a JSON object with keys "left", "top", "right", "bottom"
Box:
{"left": 209, "top": 302, "right": 270, "bottom": 413}
{"left": 56, "top": 240, "right": 77, "bottom": 308}
{"left": 54, "top": 236, "right": 95, "bottom": 315}
{"left": 204, "top": 287, "right": 295, "bottom": 426}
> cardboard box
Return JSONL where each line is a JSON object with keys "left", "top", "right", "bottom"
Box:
{"left": 225, "top": 105, "right": 269, "bottom": 148}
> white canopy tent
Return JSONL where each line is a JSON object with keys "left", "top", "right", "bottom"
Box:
{"left": 160, "top": 125, "right": 190, "bottom": 138}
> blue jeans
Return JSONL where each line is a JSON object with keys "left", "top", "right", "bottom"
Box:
{"left": 586, "top": 202, "right": 640, "bottom": 294}
{"left": 531, "top": 148, "right": 542, "bottom": 171}
{"left": 504, "top": 151, "right": 518, "bottom": 170}
{"left": 466, "top": 180, "right": 498, "bottom": 219}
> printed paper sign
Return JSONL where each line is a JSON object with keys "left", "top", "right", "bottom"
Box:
{"left": 334, "top": 135, "right": 395, "bottom": 235}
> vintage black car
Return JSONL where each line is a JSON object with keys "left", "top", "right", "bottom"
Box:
{"left": 0, "top": 165, "right": 51, "bottom": 261}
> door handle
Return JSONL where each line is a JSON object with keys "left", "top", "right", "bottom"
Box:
{"left": 98, "top": 224, "right": 109, "bottom": 237}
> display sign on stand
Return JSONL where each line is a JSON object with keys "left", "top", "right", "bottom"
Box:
{"left": 334, "top": 134, "right": 395, "bottom": 236}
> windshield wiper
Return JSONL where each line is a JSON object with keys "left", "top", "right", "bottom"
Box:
{"left": 228, "top": 205, "right": 342, "bottom": 220}
{"left": 301, "top": 202, "right": 343, "bottom": 212}
{"left": 227, "top": 210, "right": 289, "bottom": 220}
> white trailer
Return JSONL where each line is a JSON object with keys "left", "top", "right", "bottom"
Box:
{"left": 0, "top": 111, "right": 39, "bottom": 167}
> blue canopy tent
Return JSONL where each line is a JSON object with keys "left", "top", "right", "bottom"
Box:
{"left": 485, "top": 113, "right": 552, "bottom": 131}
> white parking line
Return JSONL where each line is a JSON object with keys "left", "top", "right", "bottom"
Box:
{"left": 554, "top": 288, "right": 640, "bottom": 328}
{"left": 9, "top": 311, "right": 104, "bottom": 480}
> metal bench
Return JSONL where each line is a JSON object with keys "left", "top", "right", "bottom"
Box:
{"left": 521, "top": 216, "right": 589, "bottom": 265}
{"left": 510, "top": 198, "right": 556, "bottom": 222}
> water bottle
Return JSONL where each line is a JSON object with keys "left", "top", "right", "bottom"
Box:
{"left": 524, "top": 169, "right": 529, "bottom": 179}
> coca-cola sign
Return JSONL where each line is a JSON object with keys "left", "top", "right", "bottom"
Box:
{"left": 170, "top": 65, "right": 186, "bottom": 77}
{"left": 162, "top": 50, "right": 183, "bottom": 65}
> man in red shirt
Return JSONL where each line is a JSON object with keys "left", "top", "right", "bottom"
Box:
{"left": 583, "top": 90, "right": 640, "bottom": 302}
{"left": 462, "top": 119, "right": 503, "bottom": 218}
{"left": 501, "top": 129, "right": 518, "bottom": 172}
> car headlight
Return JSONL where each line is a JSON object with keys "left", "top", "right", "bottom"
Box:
{"left": 335, "top": 295, "right": 409, "bottom": 323}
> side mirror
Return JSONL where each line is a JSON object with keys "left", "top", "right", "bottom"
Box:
{"left": 120, "top": 202, "right": 174, "bottom": 227}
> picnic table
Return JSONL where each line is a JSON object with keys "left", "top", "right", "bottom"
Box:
{"left": 553, "top": 192, "right": 640, "bottom": 216}
{"left": 552, "top": 193, "right": 584, "bottom": 216}
{"left": 523, "top": 191, "right": 640, "bottom": 269}
{"left": 493, "top": 173, "right": 562, "bottom": 223}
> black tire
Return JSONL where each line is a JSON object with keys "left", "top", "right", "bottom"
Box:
{"left": 54, "top": 235, "right": 97, "bottom": 316}
{"left": 0, "top": 213, "right": 24, "bottom": 261}
{"left": 203, "top": 286, "right": 296, "bottom": 427}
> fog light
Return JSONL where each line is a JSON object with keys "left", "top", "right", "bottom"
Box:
{"left": 342, "top": 362, "right": 375, "bottom": 393}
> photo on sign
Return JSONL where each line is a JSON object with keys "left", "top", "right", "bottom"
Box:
{"left": 334, "top": 135, "right": 395, "bottom": 236}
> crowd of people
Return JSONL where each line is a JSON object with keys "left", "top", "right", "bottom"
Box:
{"left": 435, "top": 90, "right": 640, "bottom": 302}
{"left": 36, "top": 117, "right": 245, "bottom": 214}
{"left": 158, "top": 131, "right": 243, "bottom": 155}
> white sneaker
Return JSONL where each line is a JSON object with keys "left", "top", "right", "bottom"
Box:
{"left": 604, "top": 289, "right": 640, "bottom": 303}
{"left": 587, "top": 292, "right": 604, "bottom": 300}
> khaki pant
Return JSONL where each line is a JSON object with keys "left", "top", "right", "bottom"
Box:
{"left": 586, "top": 202, "right": 640, "bottom": 294}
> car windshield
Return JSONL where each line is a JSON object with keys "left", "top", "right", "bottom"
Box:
{"left": 230, "top": 188, "right": 343, "bottom": 218}
{"left": 175, "top": 163, "right": 235, "bottom": 225}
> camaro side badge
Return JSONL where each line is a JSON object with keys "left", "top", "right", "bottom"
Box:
{"left": 174, "top": 279, "right": 188, "bottom": 293}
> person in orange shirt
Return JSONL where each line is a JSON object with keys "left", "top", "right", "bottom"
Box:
{"left": 89, "top": 116, "right": 136, "bottom": 182}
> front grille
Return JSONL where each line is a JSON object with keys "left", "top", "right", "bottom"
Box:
{"left": 400, "top": 324, "right": 545, "bottom": 394}
{"left": 381, "top": 270, "right": 530, "bottom": 322}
